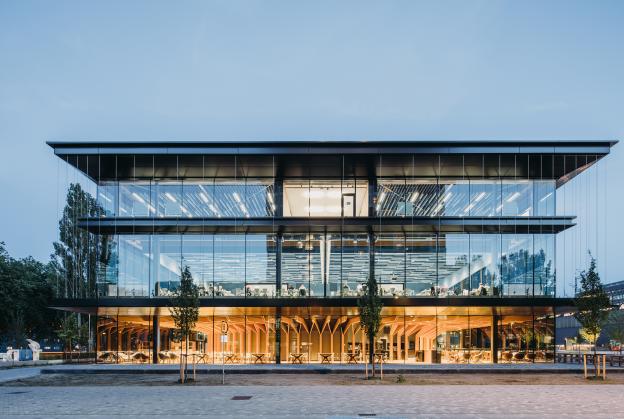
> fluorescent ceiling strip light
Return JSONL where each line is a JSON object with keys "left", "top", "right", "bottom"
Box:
{"left": 165, "top": 192, "right": 177, "bottom": 203}
{"left": 233, "top": 192, "right": 241, "bottom": 203}
{"left": 409, "top": 192, "right": 419, "bottom": 203}
{"left": 199, "top": 192, "right": 209, "bottom": 203}
{"left": 131, "top": 192, "right": 146, "bottom": 204}
{"left": 539, "top": 192, "right": 553, "bottom": 202}
{"left": 99, "top": 193, "right": 112, "bottom": 203}
{"left": 442, "top": 192, "right": 452, "bottom": 202}
{"left": 474, "top": 192, "right": 486, "bottom": 202}
{"left": 506, "top": 192, "right": 520, "bottom": 203}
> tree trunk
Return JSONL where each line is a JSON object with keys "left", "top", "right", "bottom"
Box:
{"left": 593, "top": 335, "right": 598, "bottom": 378}
{"left": 369, "top": 333, "right": 375, "bottom": 378}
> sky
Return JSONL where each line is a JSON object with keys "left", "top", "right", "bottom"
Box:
{"left": 0, "top": 1, "right": 623, "bottom": 295}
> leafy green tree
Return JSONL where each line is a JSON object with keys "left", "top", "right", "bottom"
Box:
{"left": 169, "top": 266, "right": 199, "bottom": 383}
{"left": 574, "top": 255, "right": 611, "bottom": 376}
{"left": 0, "top": 242, "right": 58, "bottom": 348}
{"left": 358, "top": 274, "right": 383, "bottom": 378}
{"left": 57, "top": 313, "right": 81, "bottom": 362}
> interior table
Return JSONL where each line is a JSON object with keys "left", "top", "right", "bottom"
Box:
{"left": 290, "top": 353, "right": 305, "bottom": 364}
{"left": 251, "top": 353, "right": 266, "bottom": 364}
{"left": 345, "top": 353, "right": 359, "bottom": 364}
{"left": 319, "top": 353, "right": 333, "bottom": 364}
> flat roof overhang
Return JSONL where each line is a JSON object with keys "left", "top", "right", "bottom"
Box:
{"left": 47, "top": 140, "right": 616, "bottom": 187}
{"left": 78, "top": 216, "right": 575, "bottom": 234}
{"left": 50, "top": 296, "right": 574, "bottom": 317}
{"left": 47, "top": 139, "right": 617, "bottom": 155}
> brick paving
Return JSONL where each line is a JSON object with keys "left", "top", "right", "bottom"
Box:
{"left": 0, "top": 384, "right": 621, "bottom": 418}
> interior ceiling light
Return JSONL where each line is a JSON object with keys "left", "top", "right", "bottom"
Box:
{"left": 233, "top": 192, "right": 242, "bottom": 203}
{"left": 165, "top": 192, "right": 177, "bottom": 203}
{"left": 199, "top": 192, "right": 209, "bottom": 203}
{"left": 506, "top": 192, "right": 521, "bottom": 203}
{"left": 131, "top": 192, "right": 146, "bottom": 204}
{"left": 474, "top": 192, "right": 486, "bottom": 202}
{"left": 409, "top": 192, "right": 419, "bottom": 203}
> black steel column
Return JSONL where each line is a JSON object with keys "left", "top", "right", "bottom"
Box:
{"left": 368, "top": 228, "right": 375, "bottom": 282}
{"left": 491, "top": 314, "right": 499, "bottom": 364}
{"left": 276, "top": 233, "right": 282, "bottom": 297}
{"left": 152, "top": 314, "right": 159, "bottom": 364}
{"left": 275, "top": 179, "right": 283, "bottom": 218}
{"left": 275, "top": 307, "right": 281, "bottom": 364}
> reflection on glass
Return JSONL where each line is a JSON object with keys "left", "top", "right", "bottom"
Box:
{"left": 245, "top": 234, "right": 277, "bottom": 297}
{"left": 341, "top": 234, "right": 369, "bottom": 296}
{"left": 98, "top": 182, "right": 118, "bottom": 217}
{"left": 119, "top": 182, "right": 152, "bottom": 216}
{"left": 214, "top": 235, "right": 245, "bottom": 296}
{"left": 502, "top": 180, "right": 532, "bottom": 216}
{"left": 182, "top": 235, "right": 213, "bottom": 296}
{"left": 500, "top": 234, "right": 532, "bottom": 296}
{"left": 469, "top": 234, "right": 500, "bottom": 296}
{"left": 281, "top": 234, "right": 310, "bottom": 297}
{"left": 118, "top": 235, "right": 150, "bottom": 297}
{"left": 153, "top": 235, "right": 181, "bottom": 296}
{"left": 437, "top": 234, "right": 470, "bottom": 296}
{"left": 375, "top": 233, "right": 405, "bottom": 296}
{"left": 534, "top": 180, "right": 555, "bottom": 216}
{"left": 96, "top": 234, "right": 118, "bottom": 297}
{"left": 406, "top": 235, "right": 436, "bottom": 296}
{"left": 468, "top": 181, "right": 501, "bottom": 216}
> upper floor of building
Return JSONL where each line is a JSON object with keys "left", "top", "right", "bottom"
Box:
{"left": 48, "top": 140, "right": 615, "bottom": 226}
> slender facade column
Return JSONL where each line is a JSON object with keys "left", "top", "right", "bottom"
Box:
{"left": 491, "top": 314, "right": 498, "bottom": 364}
{"left": 275, "top": 307, "right": 281, "bottom": 364}
{"left": 152, "top": 315, "right": 160, "bottom": 364}
{"left": 276, "top": 234, "right": 282, "bottom": 297}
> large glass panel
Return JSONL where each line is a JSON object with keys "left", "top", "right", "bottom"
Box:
{"left": 502, "top": 180, "right": 532, "bottom": 216}
{"left": 406, "top": 235, "right": 436, "bottom": 296}
{"left": 437, "top": 180, "right": 469, "bottom": 216}
{"left": 499, "top": 315, "right": 534, "bottom": 362}
{"left": 469, "top": 234, "right": 500, "bottom": 296}
{"left": 245, "top": 234, "right": 277, "bottom": 297}
{"left": 534, "top": 180, "right": 555, "bottom": 216}
{"left": 182, "top": 235, "right": 214, "bottom": 296}
{"left": 327, "top": 234, "right": 342, "bottom": 297}
{"left": 534, "top": 311, "right": 555, "bottom": 362}
{"left": 119, "top": 181, "right": 152, "bottom": 216}
{"left": 245, "top": 179, "right": 275, "bottom": 217}
{"left": 437, "top": 315, "right": 470, "bottom": 364}
{"left": 375, "top": 233, "right": 405, "bottom": 296}
{"left": 468, "top": 180, "right": 501, "bottom": 216}
{"left": 437, "top": 234, "right": 470, "bottom": 296}
{"left": 98, "top": 181, "right": 118, "bottom": 216}
{"left": 155, "top": 181, "right": 183, "bottom": 217}
{"left": 533, "top": 234, "right": 555, "bottom": 296}
{"left": 309, "top": 234, "right": 325, "bottom": 297}
{"left": 283, "top": 180, "right": 368, "bottom": 217}
{"left": 500, "top": 234, "right": 532, "bottom": 296}
{"left": 214, "top": 235, "right": 245, "bottom": 296}
{"left": 96, "top": 235, "right": 118, "bottom": 297}
{"left": 281, "top": 234, "right": 310, "bottom": 297}
{"left": 153, "top": 235, "right": 181, "bottom": 296}
{"left": 341, "top": 234, "right": 369, "bottom": 296}
{"left": 214, "top": 180, "right": 247, "bottom": 217}
{"left": 182, "top": 181, "right": 213, "bottom": 217}
{"left": 376, "top": 179, "right": 407, "bottom": 217}
{"left": 118, "top": 235, "right": 150, "bottom": 297}
{"left": 409, "top": 179, "right": 439, "bottom": 217}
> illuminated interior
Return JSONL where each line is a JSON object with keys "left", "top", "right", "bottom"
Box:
{"left": 283, "top": 180, "right": 368, "bottom": 217}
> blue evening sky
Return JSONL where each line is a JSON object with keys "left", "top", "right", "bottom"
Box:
{"left": 0, "top": 1, "right": 622, "bottom": 296}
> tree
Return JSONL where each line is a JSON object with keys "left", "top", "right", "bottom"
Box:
{"left": 169, "top": 266, "right": 199, "bottom": 383}
{"left": 0, "top": 242, "right": 58, "bottom": 349}
{"left": 57, "top": 314, "right": 80, "bottom": 362}
{"left": 574, "top": 254, "right": 611, "bottom": 376}
{"left": 358, "top": 274, "right": 383, "bottom": 378}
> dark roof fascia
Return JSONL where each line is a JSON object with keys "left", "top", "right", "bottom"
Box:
{"left": 47, "top": 140, "right": 618, "bottom": 156}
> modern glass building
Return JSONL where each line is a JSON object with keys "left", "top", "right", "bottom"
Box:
{"left": 48, "top": 140, "right": 615, "bottom": 365}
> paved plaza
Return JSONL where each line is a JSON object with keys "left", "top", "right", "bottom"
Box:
{"left": 0, "top": 384, "right": 622, "bottom": 418}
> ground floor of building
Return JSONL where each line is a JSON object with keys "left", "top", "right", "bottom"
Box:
{"left": 93, "top": 305, "right": 555, "bottom": 365}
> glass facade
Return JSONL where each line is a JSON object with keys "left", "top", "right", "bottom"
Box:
{"left": 53, "top": 145, "right": 610, "bottom": 366}
{"left": 96, "top": 232, "right": 555, "bottom": 298}
{"left": 96, "top": 307, "right": 555, "bottom": 365}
